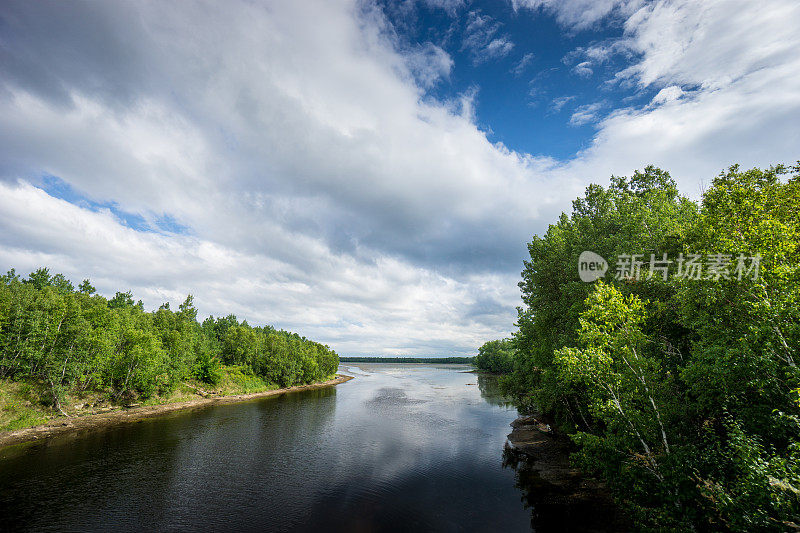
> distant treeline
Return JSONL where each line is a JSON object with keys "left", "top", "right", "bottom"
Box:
{"left": 340, "top": 356, "right": 474, "bottom": 364}
{"left": 0, "top": 268, "right": 338, "bottom": 412}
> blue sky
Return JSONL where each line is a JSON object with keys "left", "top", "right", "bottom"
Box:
{"left": 0, "top": 0, "right": 799, "bottom": 355}
{"left": 40, "top": 175, "right": 191, "bottom": 235}
{"left": 378, "top": 0, "right": 653, "bottom": 159}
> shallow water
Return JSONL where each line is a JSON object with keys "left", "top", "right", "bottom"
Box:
{"left": 0, "top": 364, "right": 581, "bottom": 532}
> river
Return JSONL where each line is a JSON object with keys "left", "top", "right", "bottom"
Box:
{"left": 0, "top": 364, "right": 603, "bottom": 532}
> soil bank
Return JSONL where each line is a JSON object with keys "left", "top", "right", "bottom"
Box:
{"left": 0, "top": 374, "right": 354, "bottom": 451}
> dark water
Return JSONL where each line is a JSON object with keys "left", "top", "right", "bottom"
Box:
{"left": 0, "top": 364, "right": 590, "bottom": 532}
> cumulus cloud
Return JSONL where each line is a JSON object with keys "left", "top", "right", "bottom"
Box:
{"left": 0, "top": 0, "right": 575, "bottom": 355}
{"left": 0, "top": 0, "right": 798, "bottom": 356}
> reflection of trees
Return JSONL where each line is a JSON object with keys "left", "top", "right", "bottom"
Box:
{"left": 0, "top": 411, "right": 199, "bottom": 530}
{"left": 502, "top": 444, "right": 623, "bottom": 531}
{"left": 253, "top": 386, "right": 337, "bottom": 447}
{"left": 476, "top": 373, "right": 511, "bottom": 407}
{"left": 0, "top": 387, "right": 340, "bottom": 531}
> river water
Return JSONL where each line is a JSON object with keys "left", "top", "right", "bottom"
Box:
{"left": 0, "top": 364, "right": 594, "bottom": 532}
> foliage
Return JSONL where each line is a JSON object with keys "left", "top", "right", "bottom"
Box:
{"left": 473, "top": 338, "right": 515, "bottom": 373}
{"left": 0, "top": 270, "right": 339, "bottom": 411}
{"left": 504, "top": 163, "right": 800, "bottom": 530}
{"left": 192, "top": 352, "right": 223, "bottom": 385}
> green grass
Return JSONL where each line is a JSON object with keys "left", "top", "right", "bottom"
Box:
{"left": 216, "top": 365, "right": 279, "bottom": 395}
{"left": 0, "top": 379, "right": 50, "bottom": 431}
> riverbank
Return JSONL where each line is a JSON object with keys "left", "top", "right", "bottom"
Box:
{"left": 0, "top": 374, "right": 353, "bottom": 450}
{"left": 505, "top": 414, "right": 628, "bottom": 530}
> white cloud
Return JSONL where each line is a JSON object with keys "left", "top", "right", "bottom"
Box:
{"left": 569, "top": 102, "right": 605, "bottom": 125}
{"left": 421, "top": 0, "right": 465, "bottom": 16}
{"left": 1, "top": 0, "right": 798, "bottom": 356}
{"left": 485, "top": 37, "right": 515, "bottom": 59}
{"left": 403, "top": 42, "right": 454, "bottom": 88}
{"left": 550, "top": 95, "right": 576, "bottom": 113}
{"left": 615, "top": 0, "right": 800, "bottom": 90}
{"left": 572, "top": 61, "right": 594, "bottom": 77}
{"left": 513, "top": 0, "right": 642, "bottom": 30}
{"left": 462, "top": 10, "right": 516, "bottom": 64}
{"left": 0, "top": 180, "right": 519, "bottom": 356}
{"left": 563, "top": 40, "right": 631, "bottom": 73}
{"left": 562, "top": 0, "right": 800, "bottom": 194}
{"left": 0, "top": 0, "right": 576, "bottom": 356}
{"left": 510, "top": 52, "right": 534, "bottom": 76}
{"left": 650, "top": 85, "right": 684, "bottom": 105}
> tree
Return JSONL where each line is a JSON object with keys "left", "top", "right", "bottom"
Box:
{"left": 505, "top": 163, "right": 800, "bottom": 529}
{"left": 50, "top": 273, "right": 74, "bottom": 293}
{"left": 178, "top": 295, "right": 198, "bottom": 322}
{"left": 77, "top": 279, "right": 96, "bottom": 295}
{"left": 509, "top": 166, "right": 697, "bottom": 424}
{"left": 1, "top": 266, "right": 339, "bottom": 417}
{"left": 555, "top": 283, "right": 683, "bottom": 519}
{"left": 108, "top": 290, "right": 135, "bottom": 309}
{"left": 1, "top": 268, "right": 20, "bottom": 283}
{"left": 24, "top": 267, "right": 52, "bottom": 290}
{"left": 474, "top": 339, "right": 515, "bottom": 373}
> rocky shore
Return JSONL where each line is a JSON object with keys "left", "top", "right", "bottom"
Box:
{"left": 505, "top": 415, "right": 628, "bottom": 531}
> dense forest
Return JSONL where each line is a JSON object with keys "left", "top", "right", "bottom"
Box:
{"left": 484, "top": 163, "right": 800, "bottom": 530}
{"left": 0, "top": 268, "right": 339, "bottom": 417}
{"left": 339, "top": 356, "right": 473, "bottom": 364}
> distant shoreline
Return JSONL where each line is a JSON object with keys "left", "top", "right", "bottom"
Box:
{"left": 0, "top": 374, "right": 354, "bottom": 452}
{"left": 340, "top": 357, "right": 474, "bottom": 364}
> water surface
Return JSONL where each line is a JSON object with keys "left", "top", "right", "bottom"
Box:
{"left": 1, "top": 364, "right": 539, "bottom": 531}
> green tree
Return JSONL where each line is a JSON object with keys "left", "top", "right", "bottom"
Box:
{"left": 1, "top": 267, "right": 338, "bottom": 415}
{"left": 24, "top": 267, "right": 52, "bottom": 289}
{"left": 505, "top": 163, "right": 800, "bottom": 529}
{"left": 509, "top": 166, "right": 697, "bottom": 424}
{"left": 77, "top": 279, "right": 96, "bottom": 295}
{"left": 474, "top": 339, "right": 515, "bottom": 373}
{"left": 108, "top": 290, "right": 135, "bottom": 309}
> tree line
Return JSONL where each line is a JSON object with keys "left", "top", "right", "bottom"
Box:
{"left": 339, "top": 356, "right": 473, "bottom": 364}
{"left": 482, "top": 163, "right": 800, "bottom": 530}
{"left": 0, "top": 269, "right": 339, "bottom": 413}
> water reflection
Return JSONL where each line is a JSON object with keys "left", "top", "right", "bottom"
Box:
{"left": 0, "top": 364, "right": 611, "bottom": 532}
{"left": 501, "top": 431, "right": 625, "bottom": 531}
{"left": 476, "top": 372, "right": 512, "bottom": 408}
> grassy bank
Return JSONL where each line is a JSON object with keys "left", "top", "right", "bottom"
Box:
{"left": 0, "top": 373, "right": 352, "bottom": 451}
{"left": 0, "top": 364, "right": 315, "bottom": 432}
